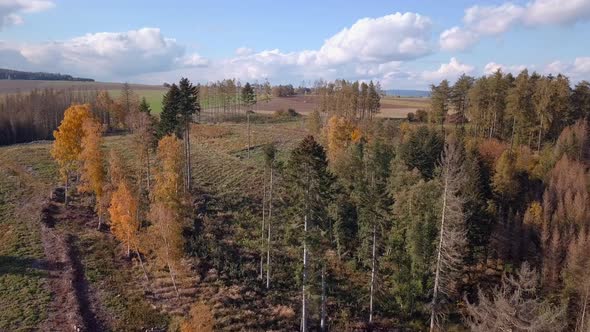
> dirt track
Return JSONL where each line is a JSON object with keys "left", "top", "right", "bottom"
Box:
{"left": 38, "top": 189, "right": 106, "bottom": 332}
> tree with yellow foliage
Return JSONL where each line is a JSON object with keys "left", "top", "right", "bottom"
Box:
{"left": 79, "top": 116, "right": 105, "bottom": 228}
{"left": 108, "top": 180, "right": 139, "bottom": 256}
{"left": 326, "top": 115, "right": 355, "bottom": 162}
{"left": 148, "top": 135, "right": 186, "bottom": 296}
{"left": 51, "top": 104, "right": 93, "bottom": 206}
{"left": 180, "top": 303, "right": 215, "bottom": 332}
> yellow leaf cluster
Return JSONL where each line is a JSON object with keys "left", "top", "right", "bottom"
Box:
{"left": 79, "top": 117, "right": 105, "bottom": 200}
{"left": 326, "top": 115, "right": 356, "bottom": 161}
{"left": 51, "top": 104, "right": 93, "bottom": 179}
{"left": 108, "top": 180, "right": 139, "bottom": 252}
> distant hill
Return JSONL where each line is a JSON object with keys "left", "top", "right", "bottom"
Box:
{"left": 0, "top": 68, "right": 94, "bottom": 82}
{"left": 385, "top": 89, "right": 430, "bottom": 97}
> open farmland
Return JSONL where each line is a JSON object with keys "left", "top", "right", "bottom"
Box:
{"left": 248, "top": 94, "right": 429, "bottom": 119}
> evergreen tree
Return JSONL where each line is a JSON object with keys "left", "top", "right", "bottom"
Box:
{"left": 399, "top": 126, "right": 444, "bottom": 179}
{"left": 284, "top": 136, "right": 335, "bottom": 331}
{"left": 158, "top": 84, "right": 180, "bottom": 137}
{"left": 177, "top": 78, "right": 200, "bottom": 191}
{"left": 451, "top": 74, "right": 474, "bottom": 127}
{"left": 430, "top": 80, "right": 451, "bottom": 128}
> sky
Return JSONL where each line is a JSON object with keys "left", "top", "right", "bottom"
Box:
{"left": 1, "top": 0, "right": 590, "bottom": 89}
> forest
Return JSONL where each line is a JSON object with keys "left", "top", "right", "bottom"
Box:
{"left": 1, "top": 68, "right": 590, "bottom": 331}
{"left": 0, "top": 68, "right": 94, "bottom": 81}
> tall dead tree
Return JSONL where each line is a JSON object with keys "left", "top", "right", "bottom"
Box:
{"left": 430, "top": 140, "right": 467, "bottom": 331}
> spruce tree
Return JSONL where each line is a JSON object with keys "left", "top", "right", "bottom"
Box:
{"left": 285, "top": 136, "right": 335, "bottom": 331}
{"left": 158, "top": 84, "right": 180, "bottom": 138}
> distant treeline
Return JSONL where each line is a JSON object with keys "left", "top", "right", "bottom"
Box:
{"left": 0, "top": 68, "right": 94, "bottom": 82}
{"left": 0, "top": 89, "right": 106, "bottom": 145}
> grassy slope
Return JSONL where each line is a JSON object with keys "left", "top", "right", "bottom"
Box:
{"left": 0, "top": 144, "right": 54, "bottom": 330}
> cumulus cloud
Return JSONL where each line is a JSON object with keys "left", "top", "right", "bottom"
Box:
{"left": 421, "top": 57, "right": 474, "bottom": 82}
{"left": 542, "top": 57, "right": 590, "bottom": 79}
{"left": 315, "top": 12, "right": 432, "bottom": 65}
{"left": 439, "top": 27, "right": 479, "bottom": 52}
{"left": 135, "top": 12, "right": 434, "bottom": 87}
{"left": 440, "top": 0, "right": 590, "bottom": 51}
{"left": 483, "top": 62, "right": 528, "bottom": 75}
{"left": 3, "top": 28, "right": 209, "bottom": 79}
{"left": 0, "top": 0, "right": 54, "bottom": 30}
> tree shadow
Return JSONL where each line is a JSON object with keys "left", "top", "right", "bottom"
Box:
{"left": 0, "top": 255, "right": 49, "bottom": 277}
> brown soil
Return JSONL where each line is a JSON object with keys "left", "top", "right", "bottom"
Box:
{"left": 38, "top": 188, "right": 108, "bottom": 332}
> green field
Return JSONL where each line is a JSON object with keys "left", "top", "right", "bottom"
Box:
{"left": 108, "top": 89, "right": 166, "bottom": 114}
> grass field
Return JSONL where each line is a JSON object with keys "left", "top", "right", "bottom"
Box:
{"left": 107, "top": 89, "right": 166, "bottom": 114}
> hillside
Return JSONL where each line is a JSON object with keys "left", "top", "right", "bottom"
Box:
{"left": 0, "top": 68, "right": 94, "bottom": 82}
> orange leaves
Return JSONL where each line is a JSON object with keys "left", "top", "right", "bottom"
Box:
{"left": 108, "top": 180, "right": 139, "bottom": 253}
{"left": 79, "top": 116, "right": 105, "bottom": 199}
{"left": 152, "top": 135, "right": 185, "bottom": 205}
{"left": 51, "top": 104, "right": 93, "bottom": 178}
{"left": 326, "top": 115, "right": 360, "bottom": 162}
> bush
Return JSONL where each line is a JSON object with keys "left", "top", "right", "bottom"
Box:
{"left": 273, "top": 108, "right": 300, "bottom": 117}
{"left": 407, "top": 112, "right": 416, "bottom": 122}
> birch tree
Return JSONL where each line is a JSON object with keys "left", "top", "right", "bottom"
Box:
{"left": 51, "top": 104, "right": 93, "bottom": 207}
{"left": 148, "top": 135, "right": 187, "bottom": 297}
{"left": 430, "top": 140, "right": 467, "bottom": 331}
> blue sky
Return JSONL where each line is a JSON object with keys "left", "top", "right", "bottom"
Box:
{"left": 1, "top": 0, "right": 589, "bottom": 89}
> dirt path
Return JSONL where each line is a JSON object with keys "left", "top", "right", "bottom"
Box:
{"left": 38, "top": 189, "right": 106, "bottom": 332}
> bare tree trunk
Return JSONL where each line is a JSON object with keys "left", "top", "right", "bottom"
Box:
{"left": 266, "top": 167, "right": 273, "bottom": 289}
{"left": 369, "top": 223, "right": 377, "bottom": 325}
{"left": 146, "top": 147, "right": 151, "bottom": 190}
{"left": 135, "top": 246, "right": 149, "bottom": 283}
{"left": 185, "top": 121, "right": 192, "bottom": 191}
{"left": 321, "top": 265, "right": 326, "bottom": 331}
{"left": 97, "top": 211, "right": 102, "bottom": 230}
{"left": 537, "top": 117, "right": 543, "bottom": 152}
{"left": 260, "top": 170, "right": 266, "bottom": 280}
{"left": 579, "top": 286, "right": 589, "bottom": 332}
{"left": 430, "top": 178, "right": 448, "bottom": 332}
{"left": 247, "top": 112, "right": 251, "bottom": 159}
{"left": 301, "top": 214, "right": 308, "bottom": 332}
{"left": 64, "top": 172, "right": 69, "bottom": 208}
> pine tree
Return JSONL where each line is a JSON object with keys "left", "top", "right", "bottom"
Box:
{"left": 451, "top": 74, "right": 474, "bottom": 127}
{"left": 430, "top": 80, "right": 451, "bottom": 129}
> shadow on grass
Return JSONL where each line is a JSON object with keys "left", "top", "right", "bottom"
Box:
{"left": 0, "top": 256, "right": 48, "bottom": 277}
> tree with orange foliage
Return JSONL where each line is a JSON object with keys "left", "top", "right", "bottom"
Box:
{"left": 180, "top": 303, "right": 215, "bottom": 332}
{"left": 79, "top": 116, "right": 105, "bottom": 228}
{"left": 148, "top": 135, "right": 187, "bottom": 296}
{"left": 108, "top": 180, "right": 139, "bottom": 256}
{"left": 51, "top": 104, "right": 93, "bottom": 206}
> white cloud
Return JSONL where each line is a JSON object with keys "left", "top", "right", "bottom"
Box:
{"left": 315, "top": 12, "right": 432, "bottom": 65}
{"left": 543, "top": 57, "right": 590, "bottom": 79}
{"left": 440, "top": 0, "right": 590, "bottom": 51}
{"left": 5, "top": 28, "right": 205, "bottom": 79}
{"left": 0, "top": 0, "right": 54, "bottom": 30}
{"left": 439, "top": 26, "right": 478, "bottom": 51}
{"left": 464, "top": 3, "right": 524, "bottom": 35}
{"left": 235, "top": 47, "right": 253, "bottom": 56}
{"left": 483, "top": 62, "right": 528, "bottom": 75}
{"left": 524, "top": 0, "right": 590, "bottom": 25}
{"left": 421, "top": 57, "right": 474, "bottom": 82}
